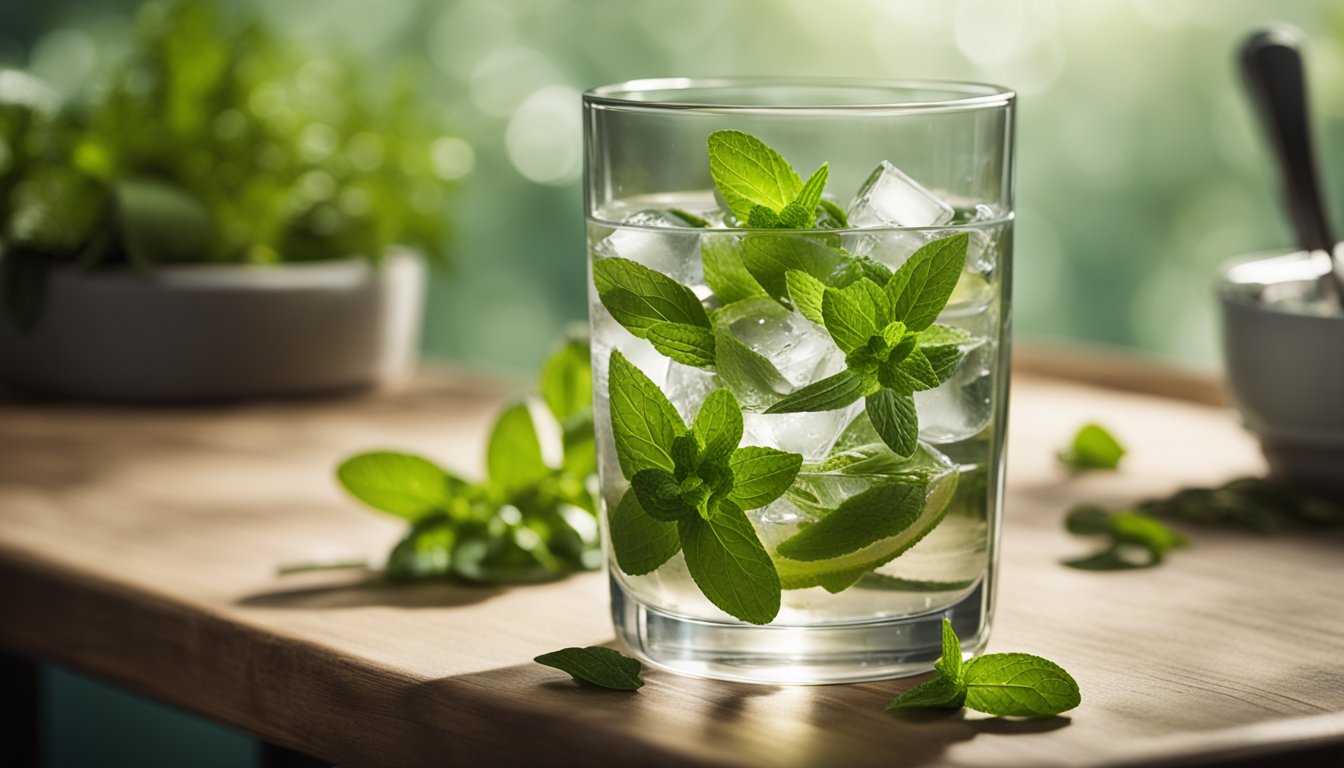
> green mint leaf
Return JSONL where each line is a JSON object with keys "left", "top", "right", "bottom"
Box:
{"left": 608, "top": 350, "right": 683, "bottom": 478}
{"left": 962, "top": 653, "right": 1081, "bottom": 717}
{"left": 336, "top": 451, "right": 462, "bottom": 521}
{"left": 765, "top": 369, "right": 873, "bottom": 414}
{"left": 593, "top": 257, "right": 710, "bottom": 336}
{"left": 854, "top": 278, "right": 893, "bottom": 327}
{"left": 1062, "top": 544, "right": 1159, "bottom": 571}
{"left": 692, "top": 388, "right": 744, "bottom": 464}
{"left": 644, "top": 322, "right": 716, "bottom": 368}
{"left": 747, "top": 205, "right": 781, "bottom": 228}
{"left": 707, "top": 129, "right": 802, "bottom": 222}
{"left": 865, "top": 390, "right": 919, "bottom": 458}
{"left": 1111, "top": 512, "right": 1188, "bottom": 553}
{"left": 776, "top": 201, "right": 812, "bottom": 228}
{"left": 539, "top": 336, "right": 592, "bottom": 426}
{"left": 934, "top": 618, "right": 963, "bottom": 680}
{"left": 667, "top": 207, "right": 710, "bottom": 227}
{"left": 785, "top": 269, "right": 826, "bottom": 325}
{"left": 916, "top": 326, "right": 969, "bottom": 384}
{"left": 712, "top": 299, "right": 794, "bottom": 409}
{"left": 879, "top": 349, "right": 941, "bottom": 394}
{"left": 886, "top": 233, "right": 968, "bottom": 332}
{"left": 727, "top": 446, "right": 803, "bottom": 510}
{"left": 384, "top": 515, "right": 456, "bottom": 582}
{"left": 679, "top": 500, "right": 781, "bottom": 624}
{"left": 822, "top": 286, "right": 878, "bottom": 353}
{"left": 791, "top": 163, "right": 828, "bottom": 226}
{"left": 487, "top": 401, "right": 549, "bottom": 494}
{"left": 1057, "top": 423, "right": 1126, "bottom": 470}
{"left": 609, "top": 488, "right": 681, "bottom": 575}
{"left": 919, "top": 323, "right": 974, "bottom": 347}
{"left": 817, "top": 198, "right": 849, "bottom": 228}
{"left": 534, "top": 646, "right": 644, "bottom": 691}
{"left": 1064, "top": 505, "right": 1112, "bottom": 536}
{"left": 670, "top": 433, "right": 701, "bottom": 474}
{"left": 739, "top": 232, "right": 845, "bottom": 300}
{"left": 775, "top": 480, "right": 927, "bottom": 561}
{"left": 702, "top": 236, "right": 769, "bottom": 303}
{"left": 885, "top": 675, "right": 966, "bottom": 711}
{"left": 632, "top": 468, "right": 696, "bottom": 521}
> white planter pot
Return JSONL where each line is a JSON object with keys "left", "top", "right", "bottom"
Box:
{"left": 0, "top": 251, "right": 425, "bottom": 401}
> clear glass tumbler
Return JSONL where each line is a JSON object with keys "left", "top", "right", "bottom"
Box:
{"left": 584, "top": 79, "right": 1015, "bottom": 684}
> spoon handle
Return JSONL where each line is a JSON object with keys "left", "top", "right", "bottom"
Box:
{"left": 1239, "top": 29, "right": 1335, "bottom": 254}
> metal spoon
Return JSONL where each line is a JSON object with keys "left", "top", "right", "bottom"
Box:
{"left": 1239, "top": 27, "right": 1344, "bottom": 309}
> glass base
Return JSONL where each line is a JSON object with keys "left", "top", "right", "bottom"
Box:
{"left": 610, "top": 575, "right": 990, "bottom": 685}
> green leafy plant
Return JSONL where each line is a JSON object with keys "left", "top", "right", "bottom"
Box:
{"left": 326, "top": 336, "right": 598, "bottom": 584}
{"left": 0, "top": 1, "right": 463, "bottom": 331}
{"left": 887, "top": 619, "right": 1081, "bottom": 718}
{"left": 1062, "top": 505, "right": 1188, "bottom": 571}
{"left": 606, "top": 350, "right": 801, "bottom": 624}
{"left": 534, "top": 647, "right": 644, "bottom": 691}
{"left": 1057, "top": 423, "right": 1126, "bottom": 471}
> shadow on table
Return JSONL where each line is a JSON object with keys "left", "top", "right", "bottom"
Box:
{"left": 236, "top": 579, "right": 504, "bottom": 610}
{"left": 405, "top": 656, "right": 1071, "bottom": 767}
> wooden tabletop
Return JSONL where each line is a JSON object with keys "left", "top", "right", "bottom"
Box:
{"left": 2, "top": 355, "right": 1342, "bottom": 768}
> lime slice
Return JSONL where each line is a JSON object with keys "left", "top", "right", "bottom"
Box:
{"left": 774, "top": 461, "right": 960, "bottom": 592}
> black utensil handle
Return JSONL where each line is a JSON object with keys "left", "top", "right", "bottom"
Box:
{"left": 1240, "top": 28, "right": 1335, "bottom": 253}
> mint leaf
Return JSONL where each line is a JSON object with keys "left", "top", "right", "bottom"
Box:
{"left": 679, "top": 500, "right": 781, "bottom": 624}
{"left": 821, "top": 286, "right": 878, "bottom": 353}
{"left": 336, "top": 452, "right": 463, "bottom": 521}
{"left": 539, "top": 336, "right": 592, "bottom": 425}
{"left": 865, "top": 389, "right": 919, "bottom": 458}
{"left": 702, "top": 236, "right": 768, "bottom": 303}
{"left": 667, "top": 207, "right": 710, "bottom": 227}
{"left": 776, "top": 202, "right": 811, "bottom": 228}
{"left": 727, "top": 446, "right": 803, "bottom": 510}
{"left": 879, "top": 349, "right": 941, "bottom": 394}
{"left": 593, "top": 257, "right": 710, "bottom": 336}
{"left": 962, "top": 653, "right": 1081, "bottom": 717}
{"left": 766, "top": 369, "right": 873, "bottom": 414}
{"left": 817, "top": 198, "right": 849, "bottom": 228}
{"left": 707, "top": 129, "right": 802, "bottom": 222}
{"left": 608, "top": 350, "right": 683, "bottom": 478}
{"left": 692, "top": 388, "right": 744, "bottom": 464}
{"left": 775, "top": 480, "right": 927, "bottom": 561}
{"left": 785, "top": 269, "right": 826, "bottom": 324}
{"left": 934, "top": 617, "right": 963, "bottom": 681}
{"left": 384, "top": 515, "right": 456, "bottom": 582}
{"left": 885, "top": 675, "right": 966, "bottom": 711}
{"left": 739, "top": 232, "right": 845, "bottom": 300}
{"left": 644, "top": 322, "right": 715, "bottom": 368}
{"left": 487, "top": 402, "right": 549, "bottom": 494}
{"left": 748, "top": 205, "right": 781, "bottom": 228}
{"left": 711, "top": 299, "right": 793, "bottom": 409}
{"left": 1063, "top": 505, "right": 1187, "bottom": 571}
{"left": 609, "top": 488, "right": 680, "bottom": 575}
{"left": 1111, "top": 511, "right": 1187, "bottom": 553}
{"left": 1058, "top": 423, "right": 1126, "bottom": 470}
{"left": 792, "top": 163, "right": 828, "bottom": 226}
{"left": 886, "top": 233, "right": 968, "bottom": 332}
{"left": 631, "top": 468, "right": 697, "bottom": 521}
{"left": 534, "top": 646, "right": 644, "bottom": 691}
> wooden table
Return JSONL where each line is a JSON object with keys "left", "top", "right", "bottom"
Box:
{"left": 2, "top": 354, "right": 1342, "bottom": 767}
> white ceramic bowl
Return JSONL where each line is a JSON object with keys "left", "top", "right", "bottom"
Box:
{"left": 0, "top": 251, "right": 424, "bottom": 402}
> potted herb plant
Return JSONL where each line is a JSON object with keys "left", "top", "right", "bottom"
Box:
{"left": 0, "top": 3, "right": 465, "bottom": 401}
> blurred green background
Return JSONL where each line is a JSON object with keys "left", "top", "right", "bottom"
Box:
{"left": 9, "top": 0, "right": 1344, "bottom": 765}
{"left": 10, "top": 0, "right": 1344, "bottom": 375}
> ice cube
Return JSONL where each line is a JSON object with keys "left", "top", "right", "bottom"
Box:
{"left": 846, "top": 161, "right": 955, "bottom": 229}
{"left": 594, "top": 210, "right": 704, "bottom": 285}
{"left": 915, "top": 275, "right": 998, "bottom": 443}
{"left": 727, "top": 305, "right": 844, "bottom": 389}
{"left": 663, "top": 362, "right": 719, "bottom": 423}
{"left": 742, "top": 404, "right": 862, "bottom": 463}
{"left": 841, "top": 229, "right": 929, "bottom": 272}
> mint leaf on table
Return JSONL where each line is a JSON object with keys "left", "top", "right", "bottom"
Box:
{"left": 534, "top": 646, "right": 644, "bottom": 691}
{"left": 885, "top": 619, "right": 1080, "bottom": 718}
{"left": 963, "top": 654, "right": 1082, "bottom": 717}
{"left": 336, "top": 452, "right": 465, "bottom": 521}
{"left": 679, "top": 501, "right": 781, "bottom": 625}
{"left": 605, "top": 351, "right": 800, "bottom": 624}
{"left": 1062, "top": 504, "right": 1187, "bottom": 571}
{"left": 1058, "top": 423, "right": 1126, "bottom": 471}
{"left": 487, "top": 402, "right": 549, "bottom": 495}
{"left": 708, "top": 129, "right": 804, "bottom": 222}
{"left": 384, "top": 515, "right": 457, "bottom": 582}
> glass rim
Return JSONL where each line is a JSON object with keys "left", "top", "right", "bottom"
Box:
{"left": 583, "top": 77, "right": 1015, "bottom": 115}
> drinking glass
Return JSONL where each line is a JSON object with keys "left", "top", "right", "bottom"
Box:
{"left": 584, "top": 78, "right": 1015, "bottom": 684}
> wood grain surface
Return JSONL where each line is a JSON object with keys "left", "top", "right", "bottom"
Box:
{"left": 1, "top": 359, "right": 1342, "bottom": 768}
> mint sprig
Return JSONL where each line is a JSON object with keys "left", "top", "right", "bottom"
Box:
{"left": 607, "top": 350, "right": 801, "bottom": 624}
{"left": 765, "top": 234, "right": 972, "bottom": 458}
{"left": 1062, "top": 504, "right": 1188, "bottom": 570}
{"left": 534, "top": 646, "right": 644, "bottom": 691}
{"left": 887, "top": 619, "right": 1081, "bottom": 718}
{"left": 708, "top": 129, "right": 830, "bottom": 228}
